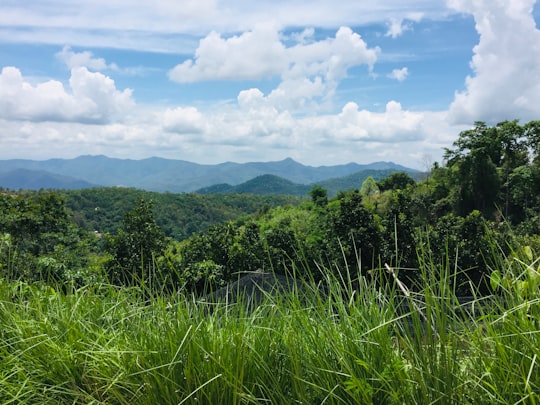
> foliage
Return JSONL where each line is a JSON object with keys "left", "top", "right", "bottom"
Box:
{"left": 377, "top": 171, "right": 416, "bottom": 192}
{"left": 0, "top": 191, "right": 99, "bottom": 284}
{"left": 316, "top": 168, "right": 420, "bottom": 197}
{"left": 197, "top": 174, "right": 312, "bottom": 195}
{"left": 328, "top": 190, "right": 382, "bottom": 273}
{"left": 105, "top": 198, "right": 166, "bottom": 287}
{"left": 0, "top": 246, "right": 538, "bottom": 404}
{"left": 309, "top": 185, "right": 328, "bottom": 207}
{"left": 175, "top": 221, "right": 265, "bottom": 293}
{"left": 360, "top": 175, "right": 379, "bottom": 200}
{"left": 166, "top": 120, "right": 540, "bottom": 293}
{"left": 65, "top": 187, "right": 301, "bottom": 240}
{"left": 444, "top": 120, "right": 539, "bottom": 221}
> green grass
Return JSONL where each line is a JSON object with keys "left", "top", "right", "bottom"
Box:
{"left": 0, "top": 248, "right": 539, "bottom": 404}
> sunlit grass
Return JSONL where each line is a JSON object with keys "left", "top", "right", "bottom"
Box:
{"left": 0, "top": 245, "right": 539, "bottom": 404}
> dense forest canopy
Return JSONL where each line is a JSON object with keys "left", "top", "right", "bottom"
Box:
{"left": 1, "top": 120, "right": 540, "bottom": 295}
{"left": 63, "top": 187, "right": 301, "bottom": 240}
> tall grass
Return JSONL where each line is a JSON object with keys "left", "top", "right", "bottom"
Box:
{"left": 0, "top": 243, "right": 538, "bottom": 404}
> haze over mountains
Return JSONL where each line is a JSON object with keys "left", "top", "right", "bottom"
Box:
{"left": 0, "top": 155, "right": 419, "bottom": 194}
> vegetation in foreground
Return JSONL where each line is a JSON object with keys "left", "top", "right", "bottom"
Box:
{"left": 0, "top": 244, "right": 538, "bottom": 404}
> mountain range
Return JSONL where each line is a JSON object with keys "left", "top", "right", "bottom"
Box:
{"left": 0, "top": 155, "right": 419, "bottom": 194}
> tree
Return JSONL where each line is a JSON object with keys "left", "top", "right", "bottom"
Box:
{"left": 495, "top": 120, "right": 529, "bottom": 217}
{"left": 381, "top": 189, "right": 417, "bottom": 270}
{"left": 106, "top": 198, "right": 166, "bottom": 285}
{"left": 329, "top": 191, "right": 382, "bottom": 273}
{"left": 360, "top": 176, "right": 379, "bottom": 202}
{"left": 443, "top": 121, "right": 534, "bottom": 219}
{"left": 444, "top": 122, "right": 503, "bottom": 218}
{"left": 377, "top": 172, "right": 415, "bottom": 192}
{"left": 457, "top": 150, "right": 500, "bottom": 218}
{"left": 309, "top": 185, "right": 328, "bottom": 207}
{"left": 525, "top": 120, "right": 540, "bottom": 164}
{"left": 0, "top": 191, "right": 95, "bottom": 284}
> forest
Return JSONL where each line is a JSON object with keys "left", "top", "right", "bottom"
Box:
{"left": 0, "top": 120, "right": 539, "bottom": 403}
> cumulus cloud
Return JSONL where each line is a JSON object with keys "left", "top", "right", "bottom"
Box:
{"left": 162, "top": 98, "right": 429, "bottom": 154}
{"left": 0, "top": 92, "right": 458, "bottom": 168}
{"left": 169, "top": 24, "right": 287, "bottom": 82}
{"left": 273, "top": 26, "right": 379, "bottom": 110}
{"left": 170, "top": 26, "right": 379, "bottom": 112}
{"left": 388, "top": 67, "right": 409, "bottom": 81}
{"left": 56, "top": 46, "right": 119, "bottom": 71}
{"left": 162, "top": 106, "right": 205, "bottom": 134}
{"left": 0, "top": 66, "right": 134, "bottom": 124}
{"left": 333, "top": 100, "right": 425, "bottom": 142}
{"left": 154, "top": 87, "right": 435, "bottom": 161}
{"left": 170, "top": 26, "right": 378, "bottom": 82}
{"left": 448, "top": 0, "right": 540, "bottom": 124}
{"left": 234, "top": 89, "right": 295, "bottom": 139}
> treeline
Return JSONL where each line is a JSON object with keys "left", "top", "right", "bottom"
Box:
{"left": 1, "top": 120, "right": 540, "bottom": 296}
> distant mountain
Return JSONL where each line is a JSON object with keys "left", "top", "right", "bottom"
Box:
{"left": 197, "top": 169, "right": 421, "bottom": 197}
{"left": 197, "top": 174, "right": 312, "bottom": 196}
{"left": 316, "top": 169, "right": 423, "bottom": 196}
{"left": 0, "top": 156, "right": 419, "bottom": 192}
{"left": 0, "top": 169, "right": 98, "bottom": 190}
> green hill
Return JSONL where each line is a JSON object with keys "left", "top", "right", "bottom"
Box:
{"left": 197, "top": 170, "right": 422, "bottom": 197}
{"left": 197, "top": 174, "right": 312, "bottom": 196}
{"left": 64, "top": 187, "right": 302, "bottom": 240}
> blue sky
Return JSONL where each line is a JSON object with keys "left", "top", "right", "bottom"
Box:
{"left": 1, "top": 0, "right": 540, "bottom": 169}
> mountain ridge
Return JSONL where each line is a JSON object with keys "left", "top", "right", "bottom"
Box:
{"left": 0, "top": 155, "right": 419, "bottom": 192}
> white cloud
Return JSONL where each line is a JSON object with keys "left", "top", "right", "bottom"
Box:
{"left": 386, "top": 18, "right": 410, "bottom": 38}
{"left": 0, "top": 66, "right": 134, "bottom": 124}
{"left": 170, "top": 26, "right": 378, "bottom": 83}
{"left": 385, "top": 12, "right": 425, "bottom": 38}
{"left": 388, "top": 67, "right": 409, "bottom": 81}
{"left": 169, "top": 23, "right": 287, "bottom": 82}
{"left": 448, "top": 0, "right": 540, "bottom": 124}
{"left": 156, "top": 97, "right": 439, "bottom": 163}
{"left": 170, "top": 26, "right": 379, "bottom": 113}
{"left": 162, "top": 106, "right": 205, "bottom": 134}
{"left": 272, "top": 26, "right": 379, "bottom": 110}
{"left": 56, "top": 46, "right": 118, "bottom": 71}
{"left": 0, "top": 1, "right": 451, "bottom": 52}
{"left": 331, "top": 100, "right": 425, "bottom": 142}
{"left": 0, "top": 92, "right": 461, "bottom": 168}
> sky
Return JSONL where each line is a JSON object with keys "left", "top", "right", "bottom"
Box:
{"left": 1, "top": 0, "right": 540, "bottom": 169}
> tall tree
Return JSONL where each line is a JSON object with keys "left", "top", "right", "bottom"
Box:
{"left": 330, "top": 191, "right": 382, "bottom": 273}
{"left": 309, "top": 185, "right": 328, "bottom": 207}
{"left": 377, "top": 172, "right": 415, "bottom": 192}
{"left": 360, "top": 176, "right": 379, "bottom": 203}
{"left": 444, "top": 122, "right": 502, "bottom": 218}
{"left": 495, "top": 120, "right": 529, "bottom": 217}
{"left": 106, "top": 198, "right": 166, "bottom": 285}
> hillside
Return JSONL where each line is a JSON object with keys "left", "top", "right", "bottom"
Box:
{"left": 0, "top": 169, "right": 98, "bottom": 190}
{"left": 196, "top": 174, "right": 312, "bottom": 196}
{"left": 196, "top": 169, "right": 422, "bottom": 196}
{"left": 316, "top": 169, "right": 424, "bottom": 196}
{"left": 64, "top": 187, "right": 302, "bottom": 240}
